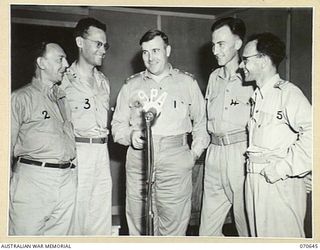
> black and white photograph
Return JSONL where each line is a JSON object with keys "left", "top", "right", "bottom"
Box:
{"left": 6, "top": 2, "right": 315, "bottom": 243}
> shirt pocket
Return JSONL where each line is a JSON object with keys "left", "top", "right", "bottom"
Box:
{"left": 229, "top": 95, "right": 251, "bottom": 127}
{"left": 163, "top": 94, "right": 189, "bottom": 122}
{"left": 67, "top": 95, "right": 96, "bottom": 131}
{"left": 252, "top": 110, "right": 289, "bottom": 150}
{"left": 97, "top": 92, "right": 109, "bottom": 111}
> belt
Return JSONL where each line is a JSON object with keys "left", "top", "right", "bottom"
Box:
{"left": 75, "top": 137, "right": 107, "bottom": 144}
{"left": 246, "top": 154, "right": 274, "bottom": 173}
{"left": 19, "top": 158, "right": 75, "bottom": 169}
{"left": 153, "top": 134, "right": 187, "bottom": 148}
{"left": 210, "top": 130, "right": 247, "bottom": 146}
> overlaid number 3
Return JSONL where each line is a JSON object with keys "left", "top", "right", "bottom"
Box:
{"left": 84, "top": 98, "right": 91, "bottom": 109}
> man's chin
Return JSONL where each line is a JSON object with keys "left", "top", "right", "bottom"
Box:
{"left": 95, "top": 59, "right": 103, "bottom": 66}
{"left": 217, "top": 60, "right": 225, "bottom": 66}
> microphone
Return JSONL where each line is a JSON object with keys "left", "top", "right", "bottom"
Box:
{"left": 144, "top": 107, "right": 157, "bottom": 122}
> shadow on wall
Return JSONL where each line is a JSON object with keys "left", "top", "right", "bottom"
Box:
{"left": 11, "top": 23, "right": 78, "bottom": 91}
{"left": 131, "top": 51, "right": 145, "bottom": 74}
{"left": 197, "top": 41, "right": 218, "bottom": 93}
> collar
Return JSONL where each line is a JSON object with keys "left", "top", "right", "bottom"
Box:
{"left": 31, "top": 77, "right": 55, "bottom": 94}
{"left": 251, "top": 73, "right": 281, "bottom": 101}
{"left": 259, "top": 73, "right": 281, "bottom": 97}
{"left": 142, "top": 63, "right": 174, "bottom": 81}
{"left": 67, "top": 62, "right": 104, "bottom": 85}
{"left": 217, "top": 67, "right": 242, "bottom": 81}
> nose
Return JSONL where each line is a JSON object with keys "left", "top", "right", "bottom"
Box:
{"left": 239, "top": 60, "right": 244, "bottom": 68}
{"left": 148, "top": 52, "right": 154, "bottom": 61}
{"left": 62, "top": 58, "right": 69, "bottom": 69}
{"left": 100, "top": 45, "right": 106, "bottom": 54}
{"left": 212, "top": 45, "right": 219, "bottom": 55}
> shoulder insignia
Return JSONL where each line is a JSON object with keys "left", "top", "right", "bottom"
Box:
{"left": 175, "top": 68, "right": 195, "bottom": 79}
{"left": 125, "top": 72, "right": 143, "bottom": 83}
{"left": 275, "top": 79, "right": 289, "bottom": 89}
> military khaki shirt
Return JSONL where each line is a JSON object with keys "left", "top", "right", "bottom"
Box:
{"left": 112, "top": 66, "right": 209, "bottom": 157}
{"left": 11, "top": 77, "right": 76, "bottom": 163}
{"left": 206, "top": 67, "right": 254, "bottom": 135}
{"left": 61, "top": 62, "right": 110, "bottom": 138}
{"left": 247, "top": 74, "right": 312, "bottom": 177}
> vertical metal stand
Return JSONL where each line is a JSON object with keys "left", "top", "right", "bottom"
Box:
{"left": 145, "top": 111, "right": 155, "bottom": 236}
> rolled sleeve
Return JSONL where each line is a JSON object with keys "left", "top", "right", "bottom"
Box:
{"left": 111, "top": 84, "right": 134, "bottom": 146}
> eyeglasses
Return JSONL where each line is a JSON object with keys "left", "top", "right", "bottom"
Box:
{"left": 241, "top": 54, "right": 261, "bottom": 65}
{"left": 82, "top": 37, "right": 110, "bottom": 50}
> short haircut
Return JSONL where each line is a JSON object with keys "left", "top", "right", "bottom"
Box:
{"left": 247, "top": 32, "right": 286, "bottom": 68}
{"left": 74, "top": 17, "right": 106, "bottom": 38}
{"left": 211, "top": 17, "right": 246, "bottom": 41}
{"left": 139, "top": 29, "right": 169, "bottom": 46}
{"left": 31, "top": 41, "right": 50, "bottom": 74}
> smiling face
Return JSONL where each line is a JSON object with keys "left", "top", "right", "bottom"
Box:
{"left": 79, "top": 26, "right": 107, "bottom": 67}
{"left": 211, "top": 25, "right": 242, "bottom": 67}
{"left": 40, "top": 43, "right": 69, "bottom": 83}
{"left": 141, "top": 36, "right": 171, "bottom": 76}
{"left": 239, "top": 40, "right": 263, "bottom": 82}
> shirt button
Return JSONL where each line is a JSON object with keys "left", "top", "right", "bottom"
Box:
{"left": 226, "top": 89, "right": 229, "bottom": 93}
{"left": 225, "top": 107, "right": 228, "bottom": 110}
{"left": 255, "top": 110, "right": 259, "bottom": 113}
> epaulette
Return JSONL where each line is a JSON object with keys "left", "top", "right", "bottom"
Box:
{"left": 174, "top": 68, "right": 196, "bottom": 80}
{"left": 274, "top": 79, "right": 289, "bottom": 89}
{"left": 125, "top": 72, "right": 143, "bottom": 83}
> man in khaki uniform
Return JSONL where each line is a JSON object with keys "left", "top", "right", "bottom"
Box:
{"left": 240, "top": 32, "right": 312, "bottom": 237}
{"left": 200, "top": 17, "right": 252, "bottom": 236}
{"left": 10, "top": 42, "right": 76, "bottom": 235}
{"left": 61, "top": 18, "right": 112, "bottom": 235}
{"left": 112, "top": 29, "right": 209, "bottom": 235}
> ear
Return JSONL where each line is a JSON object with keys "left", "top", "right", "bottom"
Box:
{"left": 166, "top": 45, "right": 171, "bottom": 57}
{"left": 235, "top": 38, "right": 243, "bottom": 51}
{"left": 36, "top": 57, "right": 45, "bottom": 70}
{"left": 260, "top": 55, "right": 270, "bottom": 69}
{"left": 75, "top": 36, "right": 83, "bottom": 48}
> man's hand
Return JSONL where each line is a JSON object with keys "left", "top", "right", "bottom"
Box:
{"left": 303, "top": 172, "right": 312, "bottom": 193}
{"left": 131, "top": 130, "right": 145, "bottom": 150}
{"left": 260, "top": 164, "right": 283, "bottom": 184}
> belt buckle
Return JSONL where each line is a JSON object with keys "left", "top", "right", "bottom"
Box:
{"left": 218, "top": 136, "right": 224, "bottom": 145}
{"left": 223, "top": 134, "right": 230, "bottom": 145}
{"left": 219, "top": 134, "right": 230, "bottom": 146}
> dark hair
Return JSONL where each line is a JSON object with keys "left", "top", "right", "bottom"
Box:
{"left": 74, "top": 17, "right": 106, "bottom": 38}
{"left": 247, "top": 32, "right": 286, "bottom": 68}
{"left": 211, "top": 17, "right": 246, "bottom": 41}
{"left": 139, "top": 29, "right": 169, "bottom": 46}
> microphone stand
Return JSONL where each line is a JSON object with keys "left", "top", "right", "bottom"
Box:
{"left": 144, "top": 111, "right": 155, "bottom": 236}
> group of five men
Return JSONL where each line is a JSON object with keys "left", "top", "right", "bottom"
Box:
{"left": 10, "top": 16, "right": 311, "bottom": 237}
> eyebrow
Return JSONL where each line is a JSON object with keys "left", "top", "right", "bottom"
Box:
{"left": 212, "top": 41, "right": 225, "bottom": 45}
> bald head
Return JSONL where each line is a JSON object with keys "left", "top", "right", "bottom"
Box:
{"left": 35, "top": 42, "right": 69, "bottom": 84}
